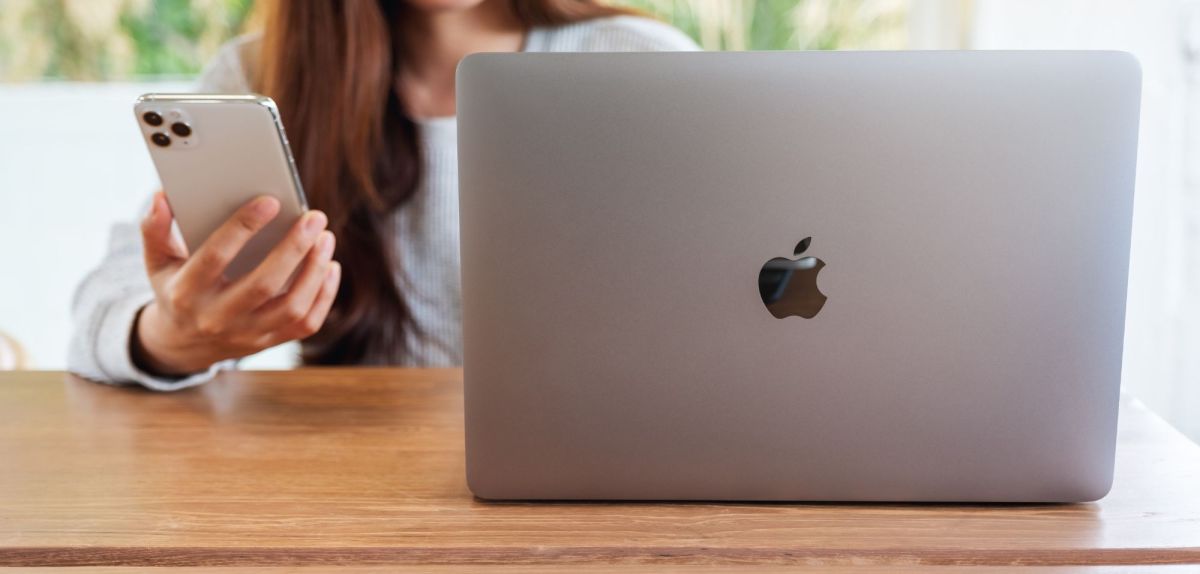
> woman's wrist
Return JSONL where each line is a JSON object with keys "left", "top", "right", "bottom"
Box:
{"left": 130, "top": 302, "right": 212, "bottom": 378}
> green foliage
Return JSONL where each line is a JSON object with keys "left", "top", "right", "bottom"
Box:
{"left": 748, "top": 1, "right": 802, "bottom": 50}
{"left": 0, "top": 0, "right": 906, "bottom": 82}
{"left": 624, "top": 0, "right": 907, "bottom": 51}
{"left": 120, "top": 0, "right": 254, "bottom": 77}
{"left": 0, "top": 0, "right": 254, "bottom": 81}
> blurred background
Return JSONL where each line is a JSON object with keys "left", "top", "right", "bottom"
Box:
{"left": 0, "top": 0, "right": 1198, "bottom": 441}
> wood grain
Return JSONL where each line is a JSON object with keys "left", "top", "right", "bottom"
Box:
{"left": 6, "top": 567, "right": 1200, "bottom": 574}
{"left": 0, "top": 369, "right": 1198, "bottom": 568}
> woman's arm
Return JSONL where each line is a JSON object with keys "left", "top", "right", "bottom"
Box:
{"left": 68, "top": 193, "right": 340, "bottom": 390}
{"left": 67, "top": 201, "right": 232, "bottom": 390}
{"left": 67, "top": 35, "right": 328, "bottom": 391}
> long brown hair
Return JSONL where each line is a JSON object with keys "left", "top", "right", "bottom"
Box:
{"left": 258, "top": 0, "right": 635, "bottom": 365}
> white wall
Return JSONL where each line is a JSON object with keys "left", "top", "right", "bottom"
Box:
{"left": 0, "top": 82, "right": 294, "bottom": 370}
{"left": 973, "top": 0, "right": 1200, "bottom": 442}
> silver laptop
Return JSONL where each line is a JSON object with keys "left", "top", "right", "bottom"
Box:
{"left": 456, "top": 51, "right": 1141, "bottom": 502}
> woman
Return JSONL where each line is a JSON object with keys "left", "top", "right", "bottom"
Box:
{"left": 68, "top": 0, "right": 697, "bottom": 391}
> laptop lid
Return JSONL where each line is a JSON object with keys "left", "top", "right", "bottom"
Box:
{"left": 457, "top": 51, "right": 1141, "bottom": 502}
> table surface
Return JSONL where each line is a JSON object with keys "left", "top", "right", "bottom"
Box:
{"left": 1, "top": 369, "right": 1198, "bottom": 570}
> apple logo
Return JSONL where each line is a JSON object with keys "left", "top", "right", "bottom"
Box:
{"left": 758, "top": 236, "right": 828, "bottom": 319}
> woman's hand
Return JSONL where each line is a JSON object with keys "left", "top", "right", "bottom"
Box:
{"left": 131, "top": 192, "right": 341, "bottom": 377}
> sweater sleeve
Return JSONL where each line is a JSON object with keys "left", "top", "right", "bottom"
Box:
{"left": 66, "top": 39, "right": 255, "bottom": 391}
{"left": 533, "top": 16, "right": 702, "bottom": 53}
{"left": 582, "top": 16, "right": 702, "bottom": 52}
{"left": 66, "top": 210, "right": 234, "bottom": 391}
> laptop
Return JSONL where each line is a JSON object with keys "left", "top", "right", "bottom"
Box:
{"left": 456, "top": 51, "right": 1141, "bottom": 502}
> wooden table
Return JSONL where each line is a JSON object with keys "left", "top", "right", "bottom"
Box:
{"left": 1, "top": 369, "right": 1198, "bottom": 571}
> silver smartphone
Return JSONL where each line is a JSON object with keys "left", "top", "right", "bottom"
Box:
{"left": 134, "top": 94, "right": 308, "bottom": 280}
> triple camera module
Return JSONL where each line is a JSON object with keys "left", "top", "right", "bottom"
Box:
{"left": 141, "top": 111, "right": 193, "bottom": 147}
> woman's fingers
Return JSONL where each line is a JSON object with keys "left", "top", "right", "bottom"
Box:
{"left": 274, "top": 261, "right": 341, "bottom": 345}
{"left": 253, "top": 230, "right": 335, "bottom": 330}
{"left": 141, "top": 192, "right": 182, "bottom": 273}
{"left": 139, "top": 194, "right": 342, "bottom": 356}
{"left": 223, "top": 210, "right": 328, "bottom": 311}
{"left": 177, "top": 195, "right": 280, "bottom": 288}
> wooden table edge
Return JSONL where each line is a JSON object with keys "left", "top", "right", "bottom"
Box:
{"left": 3, "top": 371, "right": 1199, "bottom": 568}
{"left": 4, "top": 546, "right": 1200, "bottom": 568}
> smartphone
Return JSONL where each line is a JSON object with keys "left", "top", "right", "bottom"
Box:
{"left": 134, "top": 94, "right": 308, "bottom": 281}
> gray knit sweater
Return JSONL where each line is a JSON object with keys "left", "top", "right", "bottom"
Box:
{"left": 67, "top": 17, "right": 698, "bottom": 391}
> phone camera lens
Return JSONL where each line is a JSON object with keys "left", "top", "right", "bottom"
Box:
{"left": 143, "top": 111, "right": 163, "bottom": 126}
{"left": 151, "top": 132, "right": 171, "bottom": 147}
{"left": 170, "top": 122, "right": 192, "bottom": 137}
